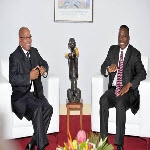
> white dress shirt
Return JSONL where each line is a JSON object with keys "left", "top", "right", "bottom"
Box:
{"left": 22, "top": 48, "right": 30, "bottom": 57}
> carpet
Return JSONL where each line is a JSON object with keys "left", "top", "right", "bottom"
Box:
{"left": 11, "top": 115, "right": 148, "bottom": 150}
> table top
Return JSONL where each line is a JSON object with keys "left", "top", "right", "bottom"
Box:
{"left": 66, "top": 102, "right": 83, "bottom": 106}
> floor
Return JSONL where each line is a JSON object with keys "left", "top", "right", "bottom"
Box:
{"left": 11, "top": 115, "right": 149, "bottom": 150}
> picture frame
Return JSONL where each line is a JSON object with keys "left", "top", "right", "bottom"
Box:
{"left": 54, "top": 0, "right": 93, "bottom": 23}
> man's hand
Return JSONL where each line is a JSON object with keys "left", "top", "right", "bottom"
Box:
{"left": 39, "top": 66, "right": 46, "bottom": 76}
{"left": 108, "top": 64, "right": 117, "bottom": 73}
{"left": 117, "top": 82, "right": 132, "bottom": 97}
{"left": 30, "top": 66, "right": 40, "bottom": 80}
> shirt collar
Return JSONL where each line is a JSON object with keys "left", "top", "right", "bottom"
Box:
{"left": 20, "top": 46, "right": 30, "bottom": 55}
{"left": 120, "top": 44, "right": 129, "bottom": 54}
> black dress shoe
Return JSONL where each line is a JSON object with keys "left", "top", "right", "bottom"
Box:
{"left": 117, "top": 145, "right": 124, "bottom": 150}
{"left": 25, "top": 143, "right": 35, "bottom": 150}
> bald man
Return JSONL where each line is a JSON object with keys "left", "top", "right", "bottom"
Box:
{"left": 9, "top": 27, "right": 53, "bottom": 150}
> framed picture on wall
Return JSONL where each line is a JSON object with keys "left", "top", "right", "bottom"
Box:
{"left": 54, "top": 0, "right": 93, "bottom": 22}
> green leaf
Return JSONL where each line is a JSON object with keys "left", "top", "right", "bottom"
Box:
{"left": 80, "top": 142, "right": 86, "bottom": 150}
{"left": 64, "top": 142, "right": 68, "bottom": 149}
{"left": 104, "top": 144, "right": 114, "bottom": 150}
{"left": 58, "top": 145, "right": 64, "bottom": 150}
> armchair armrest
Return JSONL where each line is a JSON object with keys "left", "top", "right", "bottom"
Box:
{"left": 139, "top": 70, "right": 150, "bottom": 137}
{"left": 42, "top": 74, "right": 60, "bottom": 133}
{"left": 0, "top": 73, "right": 13, "bottom": 139}
{"left": 91, "top": 74, "right": 108, "bottom": 132}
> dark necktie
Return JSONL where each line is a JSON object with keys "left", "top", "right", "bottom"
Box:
{"left": 26, "top": 51, "right": 32, "bottom": 70}
{"left": 115, "top": 51, "right": 123, "bottom": 96}
{"left": 26, "top": 51, "right": 33, "bottom": 91}
{"left": 26, "top": 52, "right": 30, "bottom": 60}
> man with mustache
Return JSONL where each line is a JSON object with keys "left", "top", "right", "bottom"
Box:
{"left": 100, "top": 25, "right": 146, "bottom": 150}
{"left": 9, "top": 27, "right": 53, "bottom": 150}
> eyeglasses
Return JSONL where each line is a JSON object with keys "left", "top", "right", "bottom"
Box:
{"left": 20, "top": 35, "right": 32, "bottom": 39}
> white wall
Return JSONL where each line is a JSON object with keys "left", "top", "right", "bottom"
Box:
{"left": 0, "top": 0, "right": 150, "bottom": 104}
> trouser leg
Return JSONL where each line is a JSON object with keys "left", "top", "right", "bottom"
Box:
{"left": 32, "top": 105, "right": 49, "bottom": 150}
{"left": 100, "top": 87, "right": 131, "bottom": 145}
{"left": 100, "top": 96, "right": 109, "bottom": 140}
{"left": 24, "top": 93, "right": 53, "bottom": 150}
{"left": 114, "top": 89, "right": 130, "bottom": 146}
{"left": 100, "top": 88, "right": 116, "bottom": 140}
{"left": 30, "top": 105, "right": 53, "bottom": 147}
{"left": 43, "top": 104, "right": 53, "bottom": 133}
{"left": 30, "top": 103, "right": 53, "bottom": 149}
{"left": 115, "top": 96, "right": 128, "bottom": 146}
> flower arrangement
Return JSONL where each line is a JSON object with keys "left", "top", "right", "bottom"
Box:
{"left": 57, "top": 130, "right": 114, "bottom": 150}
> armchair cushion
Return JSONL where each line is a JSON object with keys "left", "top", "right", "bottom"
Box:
{"left": 108, "top": 108, "right": 140, "bottom": 124}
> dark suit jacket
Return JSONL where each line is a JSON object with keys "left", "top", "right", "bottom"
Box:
{"left": 9, "top": 46, "right": 48, "bottom": 119}
{"left": 101, "top": 45, "right": 146, "bottom": 114}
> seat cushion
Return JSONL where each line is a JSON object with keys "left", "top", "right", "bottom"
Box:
{"left": 13, "top": 113, "right": 32, "bottom": 127}
{"left": 108, "top": 108, "right": 140, "bottom": 124}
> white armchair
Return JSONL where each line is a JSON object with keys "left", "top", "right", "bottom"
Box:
{"left": 0, "top": 59, "right": 60, "bottom": 139}
{"left": 91, "top": 56, "right": 150, "bottom": 138}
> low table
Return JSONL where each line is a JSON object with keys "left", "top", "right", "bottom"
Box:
{"left": 66, "top": 101, "right": 83, "bottom": 135}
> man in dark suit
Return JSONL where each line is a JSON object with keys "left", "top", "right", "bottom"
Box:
{"left": 100, "top": 25, "right": 146, "bottom": 150}
{"left": 9, "top": 27, "right": 53, "bottom": 150}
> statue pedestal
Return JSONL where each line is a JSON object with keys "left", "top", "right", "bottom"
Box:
{"left": 66, "top": 99, "right": 83, "bottom": 135}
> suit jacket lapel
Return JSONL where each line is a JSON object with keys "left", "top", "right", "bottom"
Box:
{"left": 110, "top": 46, "right": 120, "bottom": 82}
{"left": 123, "top": 45, "right": 131, "bottom": 67}
{"left": 18, "top": 46, "right": 31, "bottom": 69}
{"left": 113, "top": 46, "right": 120, "bottom": 68}
{"left": 29, "top": 49, "right": 35, "bottom": 69}
{"left": 122, "top": 45, "right": 131, "bottom": 86}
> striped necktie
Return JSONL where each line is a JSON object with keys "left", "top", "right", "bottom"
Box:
{"left": 115, "top": 51, "right": 123, "bottom": 96}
